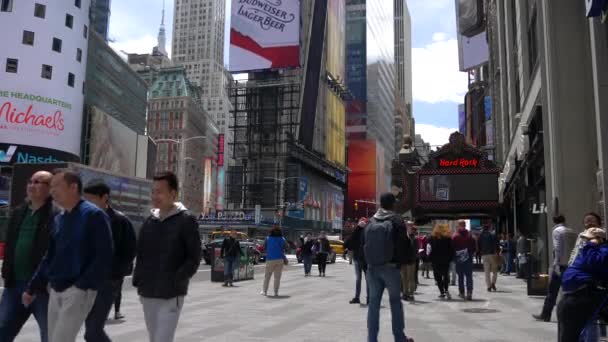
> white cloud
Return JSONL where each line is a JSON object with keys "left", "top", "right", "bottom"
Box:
{"left": 432, "top": 32, "right": 448, "bottom": 42}
{"left": 109, "top": 36, "right": 172, "bottom": 60}
{"left": 412, "top": 36, "right": 468, "bottom": 103}
{"left": 415, "top": 123, "right": 458, "bottom": 147}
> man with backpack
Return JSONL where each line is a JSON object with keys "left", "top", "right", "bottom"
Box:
{"left": 363, "top": 193, "right": 414, "bottom": 342}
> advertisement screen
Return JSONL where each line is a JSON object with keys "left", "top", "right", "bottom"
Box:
{"left": 229, "top": 0, "right": 301, "bottom": 72}
{"left": 216, "top": 166, "right": 225, "bottom": 211}
{"left": 458, "top": 104, "right": 466, "bottom": 136}
{"left": 88, "top": 107, "right": 138, "bottom": 177}
{"left": 419, "top": 173, "right": 498, "bottom": 202}
{"left": 203, "top": 158, "right": 212, "bottom": 213}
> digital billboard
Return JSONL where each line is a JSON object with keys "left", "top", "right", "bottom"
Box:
{"left": 87, "top": 107, "right": 139, "bottom": 177}
{"left": 229, "top": 0, "right": 301, "bottom": 72}
{"left": 0, "top": 1, "right": 90, "bottom": 158}
{"left": 458, "top": 103, "right": 466, "bottom": 136}
{"left": 419, "top": 173, "right": 498, "bottom": 202}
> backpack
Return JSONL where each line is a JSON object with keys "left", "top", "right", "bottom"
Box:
{"left": 364, "top": 218, "right": 395, "bottom": 266}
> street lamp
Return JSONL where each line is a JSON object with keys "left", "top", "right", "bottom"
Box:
{"left": 264, "top": 176, "right": 305, "bottom": 228}
{"left": 151, "top": 136, "right": 207, "bottom": 200}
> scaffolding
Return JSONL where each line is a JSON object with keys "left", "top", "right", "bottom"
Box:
{"left": 226, "top": 72, "right": 302, "bottom": 210}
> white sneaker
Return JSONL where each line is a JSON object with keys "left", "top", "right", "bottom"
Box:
{"left": 260, "top": 291, "right": 267, "bottom": 296}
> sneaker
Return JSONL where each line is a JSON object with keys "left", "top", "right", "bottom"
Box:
{"left": 274, "top": 292, "right": 279, "bottom": 297}
{"left": 458, "top": 293, "right": 465, "bottom": 299}
{"left": 260, "top": 291, "right": 267, "bottom": 296}
{"left": 438, "top": 293, "right": 446, "bottom": 299}
{"left": 466, "top": 294, "right": 473, "bottom": 301}
{"left": 222, "top": 283, "right": 229, "bottom": 287}
{"left": 349, "top": 298, "right": 361, "bottom": 304}
{"left": 114, "top": 312, "right": 125, "bottom": 320}
{"left": 322, "top": 273, "right": 326, "bottom": 277}
{"left": 487, "top": 287, "right": 492, "bottom": 292}
{"left": 229, "top": 283, "right": 234, "bottom": 287}
{"left": 491, "top": 284, "right": 497, "bottom": 291}
{"left": 446, "top": 292, "right": 452, "bottom": 300}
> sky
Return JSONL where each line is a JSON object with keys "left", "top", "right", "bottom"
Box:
{"left": 107, "top": 0, "right": 467, "bottom": 147}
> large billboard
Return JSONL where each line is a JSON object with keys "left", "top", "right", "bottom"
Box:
{"left": 419, "top": 173, "right": 498, "bottom": 202}
{"left": 229, "top": 0, "right": 301, "bottom": 72}
{"left": 88, "top": 107, "right": 138, "bottom": 177}
{"left": 0, "top": 1, "right": 90, "bottom": 159}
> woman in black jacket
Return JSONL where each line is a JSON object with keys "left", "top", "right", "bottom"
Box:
{"left": 428, "top": 223, "right": 455, "bottom": 300}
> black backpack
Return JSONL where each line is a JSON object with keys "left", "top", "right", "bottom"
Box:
{"left": 364, "top": 218, "right": 395, "bottom": 266}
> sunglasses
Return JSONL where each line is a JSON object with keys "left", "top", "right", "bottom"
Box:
{"left": 28, "top": 179, "right": 49, "bottom": 185}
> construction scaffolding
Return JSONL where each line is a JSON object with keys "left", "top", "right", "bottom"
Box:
{"left": 226, "top": 72, "right": 302, "bottom": 210}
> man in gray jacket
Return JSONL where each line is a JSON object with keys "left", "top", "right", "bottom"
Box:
{"left": 533, "top": 215, "right": 577, "bottom": 322}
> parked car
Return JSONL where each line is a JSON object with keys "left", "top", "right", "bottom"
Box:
{"left": 202, "top": 238, "right": 261, "bottom": 265}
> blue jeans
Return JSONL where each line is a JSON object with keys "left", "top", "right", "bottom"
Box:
{"left": 503, "top": 253, "right": 513, "bottom": 273}
{"left": 456, "top": 260, "right": 474, "bottom": 295}
{"left": 224, "top": 256, "right": 237, "bottom": 282}
{"left": 354, "top": 260, "right": 368, "bottom": 300}
{"left": 367, "top": 264, "right": 407, "bottom": 342}
{"left": 0, "top": 280, "right": 48, "bottom": 342}
{"left": 85, "top": 279, "right": 120, "bottom": 342}
{"left": 303, "top": 254, "right": 313, "bottom": 275}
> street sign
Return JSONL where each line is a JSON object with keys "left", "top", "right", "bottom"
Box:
{"left": 255, "top": 204, "right": 261, "bottom": 224}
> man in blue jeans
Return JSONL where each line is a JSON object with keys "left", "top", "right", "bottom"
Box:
{"left": 364, "top": 193, "right": 413, "bottom": 342}
{"left": 221, "top": 231, "right": 243, "bottom": 286}
{"left": 452, "top": 220, "right": 476, "bottom": 300}
{"left": 0, "top": 170, "right": 56, "bottom": 342}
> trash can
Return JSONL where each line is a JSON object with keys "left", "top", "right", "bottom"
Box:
{"left": 210, "top": 245, "right": 255, "bottom": 282}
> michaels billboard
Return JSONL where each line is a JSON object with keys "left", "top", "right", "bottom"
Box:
{"left": 229, "top": 0, "right": 301, "bottom": 72}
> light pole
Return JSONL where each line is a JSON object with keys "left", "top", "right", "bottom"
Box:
{"left": 264, "top": 176, "right": 305, "bottom": 228}
{"left": 151, "top": 136, "right": 207, "bottom": 201}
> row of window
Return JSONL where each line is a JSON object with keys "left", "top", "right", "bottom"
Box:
{"left": 1, "top": 0, "right": 81, "bottom": 13}
{"left": 5, "top": 58, "right": 76, "bottom": 87}
{"left": 21, "top": 31, "right": 84, "bottom": 61}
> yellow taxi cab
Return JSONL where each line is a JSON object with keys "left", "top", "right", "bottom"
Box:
{"left": 329, "top": 239, "right": 345, "bottom": 261}
{"left": 210, "top": 231, "right": 249, "bottom": 241}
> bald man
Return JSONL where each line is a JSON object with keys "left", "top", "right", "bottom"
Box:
{"left": 0, "top": 171, "right": 57, "bottom": 342}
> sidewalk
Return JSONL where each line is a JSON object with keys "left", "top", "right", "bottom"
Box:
{"left": 15, "top": 260, "right": 555, "bottom": 341}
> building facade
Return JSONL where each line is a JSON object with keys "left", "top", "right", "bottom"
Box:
{"left": 394, "top": 0, "right": 413, "bottom": 156}
{"left": 487, "top": 0, "right": 608, "bottom": 271}
{"left": 90, "top": 0, "right": 110, "bottom": 41}
{"left": 147, "top": 66, "right": 217, "bottom": 215}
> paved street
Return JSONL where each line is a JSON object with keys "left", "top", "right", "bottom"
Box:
{"left": 13, "top": 257, "right": 556, "bottom": 341}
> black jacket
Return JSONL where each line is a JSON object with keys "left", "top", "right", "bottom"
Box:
{"left": 221, "top": 238, "right": 242, "bottom": 258}
{"left": 428, "top": 236, "right": 455, "bottom": 265}
{"left": 300, "top": 239, "right": 315, "bottom": 256}
{"left": 314, "top": 238, "right": 332, "bottom": 254}
{"left": 133, "top": 204, "right": 202, "bottom": 299}
{"left": 2, "top": 198, "right": 57, "bottom": 290}
{"left": 345, "top": 227, "right": 365, "bottom": 263}
{"left": 106, "top": 207, "right": 137, "bottom": 280}
{"left": 405, "top": 233, "right": 419, "bottom": 264}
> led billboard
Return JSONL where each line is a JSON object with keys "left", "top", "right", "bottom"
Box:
{"left": 229, "top": 0, "right": 301, "bottom": 72}
{"left": 419, "top": 173, "right": 498, "bottom": 202}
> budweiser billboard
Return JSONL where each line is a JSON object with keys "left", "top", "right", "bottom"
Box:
{"left": 229, "top": 0, "right": 301, "bottom": 72}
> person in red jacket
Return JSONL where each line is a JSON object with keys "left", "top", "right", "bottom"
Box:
{"left": 452, "top": 220, "right": 477, "bottom": 300}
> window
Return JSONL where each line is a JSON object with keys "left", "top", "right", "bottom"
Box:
{"left": 52, "top": 38, "right": 62, "bottom": 53}
{"left": 65, "top": 14, "right": 74, "bottom": 28}
{"left": 1, "top": 0, "right": 12, "bottom": 12}
{"left": 74, "top": 0, "right": 81, "bottom": 8}
{"left": 22, "top": 30, "right": 35, "bottom": 46}
{"left": 67, "top": 73, "right": 75, "bottom": 87}
{"left": 34, "top": 3, "right": 46, "bottom": 18}
{"left": 5, "top": 58, "right": 18, "bottom": 73}
{"left": 41, "top": 64, "right": 52, "bottom": 79}
{"left": 83, "top": 25, "right": 88, "bottom": 38}
{"left": 76, "top": 48, "right": 82, "bottom": 62}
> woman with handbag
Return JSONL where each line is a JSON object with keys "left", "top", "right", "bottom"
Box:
{"left": 261, "top": 226, "right": 288, "bottom": 297}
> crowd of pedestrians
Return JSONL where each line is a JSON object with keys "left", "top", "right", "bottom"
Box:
{"left": 0, "top": 170, "right": 202, "bottom": 342}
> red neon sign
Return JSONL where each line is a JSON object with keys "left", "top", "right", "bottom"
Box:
{"left": 217, "top": 134, "right": 225, "bottom": 166}
{"left": 439, "top": 158, "right": 479, "bottom": 168}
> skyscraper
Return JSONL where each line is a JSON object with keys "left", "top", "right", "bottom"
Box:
{"left": 90, "top": 0, "right": 111, "bottom": 41}
{"left": 394, "top": 0, "right": 413, "bottom": 153}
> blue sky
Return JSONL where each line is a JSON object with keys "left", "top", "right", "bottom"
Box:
{"left": 108, "top": 0, "right": 467, "bottom": 147}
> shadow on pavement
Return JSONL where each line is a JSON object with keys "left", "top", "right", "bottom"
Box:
{"left": 267, "top": 295, "right": 292, "bottom": 299}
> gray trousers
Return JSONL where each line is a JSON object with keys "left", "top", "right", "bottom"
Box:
{"left": 48, "top": 286, "right": 97, "bottom": 342}
{"left": 141, "top": 296, "right": 184, "bottom": 342}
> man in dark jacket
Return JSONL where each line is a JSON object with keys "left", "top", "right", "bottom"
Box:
{"left": 401, "top": 222, "right": 419, "bottom": 301}
{"left": 221, "top": 231, "right": 242, "bottom": 287}
{"left": 364, "top": 193, "right": 413, "bottom": 342}
{"left": 345, "top": 217, "right": 368, "bottom": 304}
{"left": 24, "top": 169, "right": 114, "bottom": 342}
{"left": 0, "top": 170, "right": 55, "bottom": 342}
{"left": 478, "top": 224, "right": 500, "bottom": 291}
{"left": 82, "top": 181, "right": 136, "bottom": 342}
{"left": 133, "top": 171, "right": 201, "bottom": 342}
